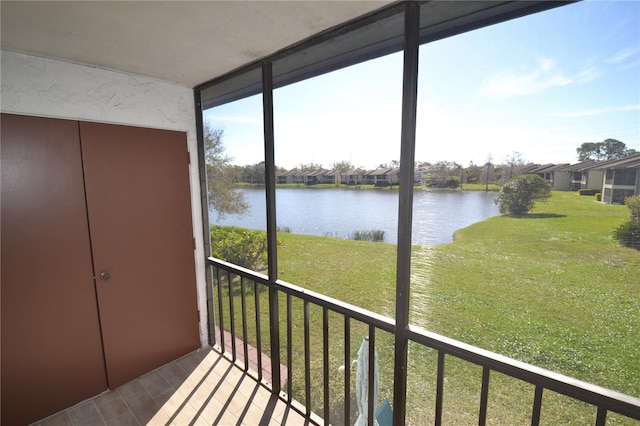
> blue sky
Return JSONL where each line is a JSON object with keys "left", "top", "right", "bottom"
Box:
{"left": 205, "top": 0, "right": 640, "bottom": 169}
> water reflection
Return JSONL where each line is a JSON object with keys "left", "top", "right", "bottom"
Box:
{"left": 211, "top": 188, "right": 499, "bottom": 246}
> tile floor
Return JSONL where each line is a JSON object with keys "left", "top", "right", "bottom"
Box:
{"left": 32, "top": 349, "right": 321, "bottom": 426}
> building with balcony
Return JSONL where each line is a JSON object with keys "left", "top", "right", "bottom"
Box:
{"left": 2, "top": 1, "right": 639, "bottom": 425}
{"left": 585, "top": 154, "right": 640, "bottom": 204}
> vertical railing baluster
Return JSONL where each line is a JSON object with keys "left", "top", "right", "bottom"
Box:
{"left": 595, "top": 407, "right": 607, "bottom": 426}
{"left": 368, "top": 325, "right": 376, "bottom": 426}
{"left": 479, "top": 367, "right": 490, "bottom": 425}
{"left": 435, "top": 350, "right": 445, "bottom": 426}
{"left": 323, "top": 307, "right": 330, "bottom": 423}
{"left": 255, "top": 280, "right": 263, "bottom": 381}
{"left": 216, "top": 267, "right": 225, "bottom": 353}
{"left": 287, "top": 293, "right": 293, "bottom": 402}
{"left": 344, "top": 316, "right": 351, "bottom": 426}
{"left": 240, "top": 276, "right": 249, "bottom": 371}
{"left": 227, "top": 271, "right": 236, "bottom": 361}
{"left": 531, "top": 385, "right": 543, "bottom": 426}
{"left": 304, "top": 300, "right": 311, "bottom": 415}
{"left": 207, "top": 264, "right": 217, "bottom": 347}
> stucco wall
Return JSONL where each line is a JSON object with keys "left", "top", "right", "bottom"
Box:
{"left": 551, "top": 171, "right": 571, "bottom": 191}
{"left": 1, "top": 49, "right": 208, "bottom": 348}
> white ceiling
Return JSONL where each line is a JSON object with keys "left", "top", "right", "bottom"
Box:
{"left": 0, "top": 1, "right": 395, "bottom": 87}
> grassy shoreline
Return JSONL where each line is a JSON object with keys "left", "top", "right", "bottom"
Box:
{"left": 218, "top": 191, "right": 639, "bottom": 423}
{"left": 238, "top": 182, "right": 501, "bottom": 191}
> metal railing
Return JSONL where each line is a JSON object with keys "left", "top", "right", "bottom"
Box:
{"left": 206, "top": 256, "right": 640, "bottom": 425}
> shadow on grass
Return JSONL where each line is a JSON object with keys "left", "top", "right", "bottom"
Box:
{"left": 510, "top": 213, "right": 566, "bottom": 219}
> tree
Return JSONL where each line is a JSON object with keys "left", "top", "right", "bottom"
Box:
{"left": 495, "top": 174, "right": 551, "bottom": 216}
{"left": 331, "top": 160, "right": 354, "bottom": 172}
{"left": 482, "top": 154, "right": 494, "bottom": 191}
{"left": 297, "top": 162, "right": 323, "bottom": 171}
{"left": 241, "top": 162, "right": 266, "bottom": 184}
{"left": 205, "top": 124, "right": 249, "bottom": 218}
{"left": 464, "top": 162, "right": 482, "bottom": 184}
{"left": 503, "top": 151, "right": 525, "bottom": 181}
{"left": 576, "top": 139, "right": 634, "bottom": 161}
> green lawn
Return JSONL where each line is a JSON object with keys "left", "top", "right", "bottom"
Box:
{"left": 416, "top": 191, "right": 639, "bottom": 393}
{"left": 217, "top": 191, "right": 639, "bottom": 424}
{"left": 460, "top": 182, "right": 501, "bottom": 191}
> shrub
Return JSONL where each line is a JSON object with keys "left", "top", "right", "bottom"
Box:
{"left": 596, "top": 193, "right": 601, "bottom": 202}
{"left": 579, "top": 189, "right": 599, "bottom": 196}
{"left": 625, "top": 195, "right": 640, "bottom": 219}
{"left": 446, "top": 175, "right": 461, "bottom": 189}
{"left": 495, "top": 174, "right": 551, "bottom": 216}
{"left": 614, "top": 219, "right": 640, "bottom": 250}
{"left": 426, "top": 175, "right": 461, "bottom": 189}
{"left": 350, "top": 229, "right": 385, "bottom": 242}
{"left": 210, "top": 225, "right": 268, "bottom": 270}
{"left": 613, "top": 196, "right": 640, "bottom": 250}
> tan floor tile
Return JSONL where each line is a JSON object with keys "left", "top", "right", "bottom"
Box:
{"left": 94, "top": 390, "right": 130, "bottom": 421}
{"left": 241, "top": 408, "right": 272, "bottom": 425}
{"left": 269, "top": 398, "right": 291, "bottom": 422}
{"left": 68, "top": 401, "right": 105, "bottom": 426}
{"left": 152, "top": 386, "right": 178, "bottom": 407}
{"left": 147, "top": 407, "right": 173, "bottom": 425}
{"left": 226, "top": 391, "right": 251, "bottom": 418}
{"left": 278, "top": 408, "right": 312, "bottom": 426}
{"left": 237, "top": 375, "right": 260, "bottom": 399}
{"left": 225, "top": 364, "right": 245, "bottom": 382}
{"left": 139, "top": 370, "right": 172, "bottom": 397}
{"left": 250, "top": 385, "right": 274, "bottom": 407}
{"left": 211, "top": 380, "right": 237, "bottom": 407}
{"left": 214, "top": 410, "right": 240, "bottom": 426}
{"left": 176, "top": 363, "right": 217, "bottom": 398}
{"left": 40, "top": 411, "right": 73, "bottom": 426}
{"left": 176, "top": 349, "right": 210, "bottom": 372}
{"left": 157, "top": 361, "right": 190, "bottom": 387}
{"left": 117, "top": 380, "right": 162, "bottom": 425}
{"left": 105, "top": 410, "right": 140, "bottom": 426}
{"left": 26, "top": 349, "right": 318, "bottom": 426}
{"left": 156, "top": 390, "right": 183, "bottom": 414}
{"left": 188, "top": 375, "right": 220, "bottom": 403}
{"left": 163, "top": 399, "right": 200, "bottom": 425}
{"left": 185, "top": 416, "right": 213, "bottom": 426}
{"left": 194, "top": 395, "right": 225, "bottom": 425}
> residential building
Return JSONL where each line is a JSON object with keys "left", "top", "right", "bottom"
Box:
{"left": 529, "top": 163, "right": 569, "bottom": 189}
{"left": 585, "top": 154, "right": 640, "bottom": 204}
{"left": 364, "top": 168, "right": 399, "bottom": 186}
{"left": 553, "top": 160, "right": 598, "bottom": 191}
{"left": 342, "top": 169, "right": 366, "bottom": 185}
{"left": 278, "top": 169, "right": 298, "bottom": 184}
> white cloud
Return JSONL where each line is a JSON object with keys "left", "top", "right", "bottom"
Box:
{"left": 556, "top": 104, "right": 640, "bottom": 118}
{"left": 574, "top": 67, "right": 603, "bottom": 84}
{"left": 607, "top": 47, "right": 639, "bottom": 64}
{"left": 479, "top": 58, "right": 600, "bottom": 100}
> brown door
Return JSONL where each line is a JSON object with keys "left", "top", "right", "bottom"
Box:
{"left": 79, "top": 122, "right": 200, "bottom": 388}
{"left": 1, "top": 114, "right": 108, "bottom": 425}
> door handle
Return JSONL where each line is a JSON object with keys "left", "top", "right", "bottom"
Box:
{"left": 100, "top": 271, "right": 111, "bottom": 281}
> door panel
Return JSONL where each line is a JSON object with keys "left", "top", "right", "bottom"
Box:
{"left": 80, "top": 122, "right": 199, "bottom": 388}
{"left": 1, "top": 114, "right": 108, "bottom": 425}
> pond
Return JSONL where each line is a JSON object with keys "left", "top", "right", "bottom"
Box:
{"left": 210, "top": 187, "right": 500, "bottom": 246}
